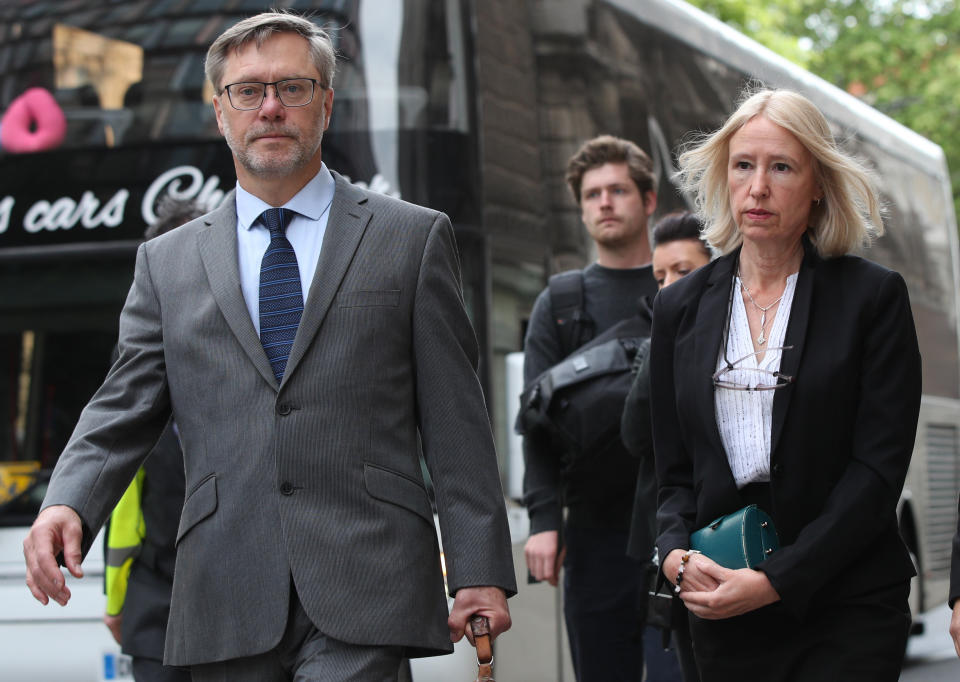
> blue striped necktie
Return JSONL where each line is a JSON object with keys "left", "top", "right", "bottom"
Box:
{"left": 258, "top": 207, "right": 303, "bottom": 384}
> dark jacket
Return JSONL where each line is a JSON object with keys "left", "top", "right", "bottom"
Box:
{"left": 522, "top": 264, "right": 657, "bottom": 533}
{"left": 651, "top": 237, "right": 921, "bottom": 618}
{"left": 620, "top": 296, "right": 656, "bottom": 562}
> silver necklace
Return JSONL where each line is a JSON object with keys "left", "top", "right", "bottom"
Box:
{"left": 737, "top": 269, "right": 784, "bottom": 345}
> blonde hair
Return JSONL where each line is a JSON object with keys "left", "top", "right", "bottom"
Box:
{"left": 677, "top": 89, "right": 883, "bottom": 257}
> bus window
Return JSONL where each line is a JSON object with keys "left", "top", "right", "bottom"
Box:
{"left": 0, "top": 328, "right": 115, "bottom": 526}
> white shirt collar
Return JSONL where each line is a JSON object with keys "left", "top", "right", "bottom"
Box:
{"left": 235, "top": 163, "right": 335, "bottom": 231}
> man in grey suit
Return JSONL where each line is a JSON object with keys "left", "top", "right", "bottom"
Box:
{"left": 23, "top": 11, "right": 515, "bottom": 681}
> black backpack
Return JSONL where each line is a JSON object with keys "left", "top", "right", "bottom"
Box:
{"left": 515, "top": 271, "right": 651, "bottom": 461}
{"left": 547, "top": 270, "right": 596, "bottom": 356}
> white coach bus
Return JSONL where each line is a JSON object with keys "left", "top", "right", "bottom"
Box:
{"left": 0, "top": 0, "right": 956, "bottom": 680}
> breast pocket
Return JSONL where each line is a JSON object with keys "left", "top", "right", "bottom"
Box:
{"left": 337, "top": 289, "right": 401, "bottom": 308}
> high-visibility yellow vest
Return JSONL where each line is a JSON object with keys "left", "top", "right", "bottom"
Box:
{"left": 104, "top": 468, "right": 146, "bottom": 616}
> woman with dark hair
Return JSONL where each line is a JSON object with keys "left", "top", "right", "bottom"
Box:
{"left": 623, "top": 210, "right": 712, "bottom": 498}
{"left": 622, "top": 210, "right": 710, "bottom": 682}
{"left": 652, "top": 89, "right": 921, "bottom": 681}
{"left": 650, "top": 212, "right": 712, "bottom": 289}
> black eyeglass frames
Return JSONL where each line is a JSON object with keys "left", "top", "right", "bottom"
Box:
{"left": 713, "top": 346, "right": 795, "bottom": 391}
{"left": 221, "top": 78, "right": 323, "bottom": 111}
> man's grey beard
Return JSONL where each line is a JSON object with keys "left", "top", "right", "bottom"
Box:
{"left": 223, "top": 109, "right": 325, "bottom": 178}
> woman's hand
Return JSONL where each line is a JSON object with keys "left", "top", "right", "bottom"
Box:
{"left": 679, "top": 560, "right": 781, "bottom": 619}
{"left": 663, "top": 548, "right": 720, "bottom": 594}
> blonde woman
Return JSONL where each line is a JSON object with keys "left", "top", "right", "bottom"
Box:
{"left": 652, "top": 89, "right": 921, "bottom": 681}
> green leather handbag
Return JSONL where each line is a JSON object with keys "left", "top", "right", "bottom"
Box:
{"left": 690, "top": 504, "right": 780, "bottom": 569}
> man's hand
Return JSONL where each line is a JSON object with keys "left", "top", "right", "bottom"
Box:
{"left": 679, "top": 559, "right": 780, "bottom": 620}
{"left": 951, "top": 601, "right": 960, "bottom": 658}
{"left": 104, "top": 613, "right": 123, "bottom": 645}
{"left": 448, "top": 586, "right": 511, "bottom": 646}
{"left": 23, "top": 505, "right": 84, "bottom": 606}
{"left": 524, "top": 530, "right": 566, "bottom": 586}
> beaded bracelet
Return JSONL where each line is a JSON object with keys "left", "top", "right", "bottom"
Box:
{"left": 674, "top": 549, "right": 702, "bottom": 595}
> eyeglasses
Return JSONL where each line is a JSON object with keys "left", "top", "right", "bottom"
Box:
{"left": 221, "top": 78, "right": 322, "bottom": 111}
{"left": 713, "top": 346, "right": 795, "bottom": 391}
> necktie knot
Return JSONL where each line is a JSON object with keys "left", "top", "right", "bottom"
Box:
{"left": 260, "top": 207, "right": 292, "bottom": 239}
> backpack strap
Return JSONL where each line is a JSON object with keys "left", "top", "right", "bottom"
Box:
{"left": 548, "top": 270, "right": 595, "bottom": 356}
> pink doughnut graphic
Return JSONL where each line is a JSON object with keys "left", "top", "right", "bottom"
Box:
{"left": 1, "top": 87, "right": 67, "bottom": 153}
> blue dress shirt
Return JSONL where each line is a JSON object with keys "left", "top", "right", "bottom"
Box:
{"left": 234, "top": 164, "right": 336, "bottom": 335}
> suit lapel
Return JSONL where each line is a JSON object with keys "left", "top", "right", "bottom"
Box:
{"left": 196, "top": 192, "right": 278, "bottom": 389}
{"left": 282, "top": 173, "right": 372, "bottom": 386}
{"left": 770, "top": 236, "right": 817, "bottom": 456}
{"left": 695, "top": 253, "right": 738, "bottom": 465}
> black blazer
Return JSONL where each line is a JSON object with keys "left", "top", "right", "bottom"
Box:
{"left": 651, "top": 237, "right": 921, "bottom": 618}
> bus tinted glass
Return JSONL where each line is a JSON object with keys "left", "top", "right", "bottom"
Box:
{"left": 0, "top": 0, "right": 478, "bottom": 524}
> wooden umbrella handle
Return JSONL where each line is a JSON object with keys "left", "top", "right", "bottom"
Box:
{"left": 469, "top": 614, "right": 494, "bottom": 681}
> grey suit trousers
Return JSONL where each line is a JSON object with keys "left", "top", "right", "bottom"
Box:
{"left": 190, "top": 586, "right": 403, "bottom": 682}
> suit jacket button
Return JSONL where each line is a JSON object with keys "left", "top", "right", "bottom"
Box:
{"left": 277, "top": 403, "right": 292, "bottom": 416}
{"left": 772, "top": 463, "right": 782, "bottom": 476}
{"left": 280, "top": 482, "right": 294, "bottom": 495}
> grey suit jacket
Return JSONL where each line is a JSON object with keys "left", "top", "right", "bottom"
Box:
{"left": 43, "top": 173, "right": 517, "bottom": 666}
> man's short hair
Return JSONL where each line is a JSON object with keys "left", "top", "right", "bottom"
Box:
{"left": 205, "top": 10, "right": 337, "bottom": 93}
{"left": 565, "top": 135, "right": 657, "bottom": 206}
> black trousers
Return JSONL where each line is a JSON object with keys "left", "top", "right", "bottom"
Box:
{"left": 562, "top": 525, "right": 646, "bottom": 682}
{"left": 688, "top": 581, "right": 910, "bottom": 682}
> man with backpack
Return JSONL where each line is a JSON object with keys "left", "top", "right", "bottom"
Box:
{"left": 521, "top": 135, "right": 658, "bottom": 681}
